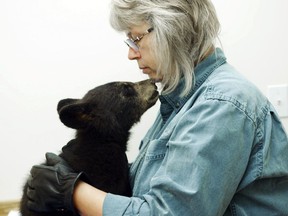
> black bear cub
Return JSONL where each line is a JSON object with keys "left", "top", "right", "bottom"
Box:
{"left": 20, "top": 79, "right": 159, "bottom": 216}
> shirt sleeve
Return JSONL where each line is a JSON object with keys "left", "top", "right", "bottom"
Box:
{"left": 103, "top": 95, "right": 257, "bottom": 215}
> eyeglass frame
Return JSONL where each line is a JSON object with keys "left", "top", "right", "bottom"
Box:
{"left": 124, "top": 28, "right": 154, "bottom": 52}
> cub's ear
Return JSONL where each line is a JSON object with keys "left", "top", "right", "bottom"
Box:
{"left": 57, "top": 98, "right": 79, "bottom": 114}
{"left": 58, "top": 101, "right": 92, "bottom": 129}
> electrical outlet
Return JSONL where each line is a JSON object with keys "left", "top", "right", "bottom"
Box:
{"left": 267, "top": 84, "right": 288, "bottom": 118}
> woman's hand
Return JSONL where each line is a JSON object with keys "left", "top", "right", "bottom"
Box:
{"left": 26, "top": 152, "right": 83, "bottom": 214}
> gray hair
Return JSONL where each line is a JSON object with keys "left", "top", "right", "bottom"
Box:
{"left": 110, "top": 0, "right": 220, "bottom": 96}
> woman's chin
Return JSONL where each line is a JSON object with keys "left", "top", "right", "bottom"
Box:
{"left": 147, "top": 74, "right": 162, "bottom": 83}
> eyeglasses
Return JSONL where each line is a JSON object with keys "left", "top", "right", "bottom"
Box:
{"left": 124, "top": 28, "right": 154, "bottom": 52}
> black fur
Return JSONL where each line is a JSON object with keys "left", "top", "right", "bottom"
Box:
{"left": 20, "top": 79, "right": 159, "bottom": 216}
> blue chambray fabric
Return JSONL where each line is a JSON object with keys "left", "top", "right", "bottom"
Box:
{"left": 103, "top": 48, "right": 288, "bottom": 216}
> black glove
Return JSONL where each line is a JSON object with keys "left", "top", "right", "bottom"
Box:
{"left": 26, "top": 152, "right": 83, "bottom": 214}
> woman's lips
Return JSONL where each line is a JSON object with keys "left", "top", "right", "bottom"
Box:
{"left": 140, "top": 67, "right": 162, "bottom": 82}
{"left": 140, "top": 67, "right": 150, "bottom": 74}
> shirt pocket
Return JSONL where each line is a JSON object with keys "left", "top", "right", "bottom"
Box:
{"left": 145, "top": 139, "right": 167, "bottom": 161}
{"left": 132, "top": 139, "right": 168, "bottom": 195}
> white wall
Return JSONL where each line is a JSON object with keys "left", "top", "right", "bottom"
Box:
{"left": 0, "top": 0, "right": 287, "bottom": 201}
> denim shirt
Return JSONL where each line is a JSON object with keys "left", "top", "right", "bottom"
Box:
{"left": 103, "top": 48, "right": 288, "bottom": 215}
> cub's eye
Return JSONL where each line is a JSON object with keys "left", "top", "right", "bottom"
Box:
{"left": 122, "top": 84, "right": 136, "bottom": 97}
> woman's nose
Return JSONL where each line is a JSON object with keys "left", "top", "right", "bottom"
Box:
{"left": 128, "top": 47, "right": 141, "bottom": 60}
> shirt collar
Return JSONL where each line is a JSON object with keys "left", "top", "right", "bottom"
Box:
{"left": 159, "top": 48, "right": 227, "bottom": 122}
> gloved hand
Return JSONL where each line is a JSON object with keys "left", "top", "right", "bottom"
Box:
{"left": 26, "top": 152, "right": 84, "bottom": 214}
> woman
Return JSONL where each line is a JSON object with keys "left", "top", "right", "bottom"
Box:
{"left": 26, "top": 0, "right": 288, "bottom": 215}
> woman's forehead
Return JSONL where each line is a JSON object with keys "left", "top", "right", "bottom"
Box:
{"left": 127, "top": 23, "right": 150, "bottom": 36}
